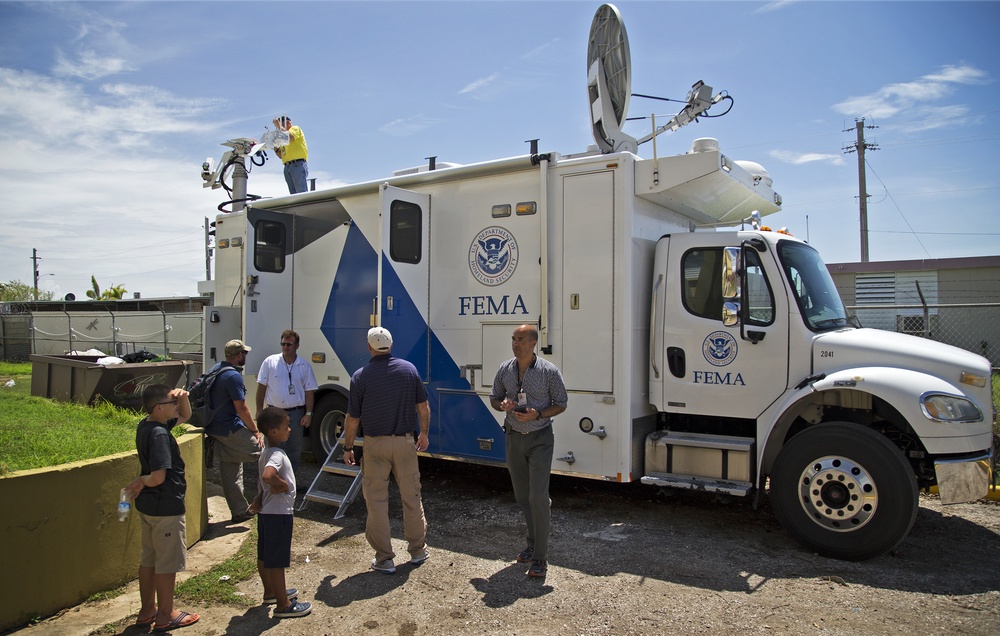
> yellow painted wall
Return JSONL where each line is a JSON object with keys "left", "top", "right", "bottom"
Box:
{"left": 0, "top": 431, "right": 207, "bottom": 631}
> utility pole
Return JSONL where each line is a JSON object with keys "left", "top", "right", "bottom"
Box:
{"left": 32, "top": 248, "right": 39, "bottom": 300}
{"left": 843, "top": 118, "right": 878, "bottom": 262}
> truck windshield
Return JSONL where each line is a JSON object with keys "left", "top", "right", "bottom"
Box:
{"left": 777, "top": 241, "right": 849, "bottom": 331}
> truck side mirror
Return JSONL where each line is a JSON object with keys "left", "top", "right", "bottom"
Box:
{"left": 722, "top": 247, "right": 740, "bottom": 300}
{"left": 723, "top": 301, "right": 740, "bottom": 327}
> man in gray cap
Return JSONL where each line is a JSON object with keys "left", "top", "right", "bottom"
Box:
{"left": 342, "top": 327, "right": 430, "bottom": 574}
{"left": 204, "top": 339, "right": 264, "bottom": 522}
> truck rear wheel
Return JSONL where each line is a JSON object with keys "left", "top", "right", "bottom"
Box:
{"left": 314, "top": 392, "right": 348, "bottom": 456}
{"left": 770, "top": 421, "right": 917, "bottom": 561}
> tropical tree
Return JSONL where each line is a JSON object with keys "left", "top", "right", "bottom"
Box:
{"left": 0, "top": 279, "right": 54, "bottom": 302}
{"left": 101, "top": 284, "right": 128, "bottom": 300}
{"left": 85, "top": 276, "right": 101, "bottom": 300}
{"left": 85, "top": 277, "right": 127, "bottom": 300}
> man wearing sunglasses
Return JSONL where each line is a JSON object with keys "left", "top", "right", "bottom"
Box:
{"left": 255, "top": 329, "right": 318, "bottom": 472}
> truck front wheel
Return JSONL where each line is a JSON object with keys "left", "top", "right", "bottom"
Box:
{"left": 770, "top": 421, "right": 918, "bottom": 561}
{"left": 313, "top": 392, "right": 348, "bottom": 457}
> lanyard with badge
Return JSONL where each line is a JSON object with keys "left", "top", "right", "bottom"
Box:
{"left": 516, "top": 365, "right": 527, "bottom": 407}
{"left": 286, "top": 361, "right": 296, "bottom": 395}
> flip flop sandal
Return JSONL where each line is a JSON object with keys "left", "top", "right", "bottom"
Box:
{"left": 135, "top": 615, "right": 156, "bottom": 627}
{"left": 153, "top": 610, "right": 200, "bottom": 631}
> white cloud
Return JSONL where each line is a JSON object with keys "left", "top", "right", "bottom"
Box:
{"left": 53, "top": 49, "right": 135, "bottom": 80}
{"left": 833, "top": 64, "right": 989, "bottom": 120}
{"left": 458, "top": 73, "right": 500, "bottom": 97}
{"left": 770, "top": 150, "right": 844, "bottom": 166}
{"left": 378, "top": 114, "right": 442, "bottom": 137}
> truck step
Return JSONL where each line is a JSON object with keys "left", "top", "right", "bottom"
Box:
{"left": 641, "top": 472, "right": 752, "bottom": 496}
{"left": 304, "top": 490, "right": 346, "bottom": 506}
{"left": 650, "top": 431, "right": 754, "bottom": 451}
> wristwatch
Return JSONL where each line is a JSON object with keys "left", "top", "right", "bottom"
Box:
{"left": 305, "top": 411, "right": 312, "bottom": 416}
{"left": 343, "top": 446, "right": 353, "bottom": 452}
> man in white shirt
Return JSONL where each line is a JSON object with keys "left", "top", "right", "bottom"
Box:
{"left": 255, "top": 329, "right": 319, "bottom": 471}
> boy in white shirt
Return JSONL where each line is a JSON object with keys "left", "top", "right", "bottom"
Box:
{"left": 250, "top": 407, "right": 312, "bottom": 618}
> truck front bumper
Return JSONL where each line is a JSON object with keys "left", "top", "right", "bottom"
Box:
{"left": 935, "top": 448, "right": 994, "bottom": 504}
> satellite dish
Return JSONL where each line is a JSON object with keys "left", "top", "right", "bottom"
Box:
{"left": 587, "top": 4, "right": 636, "bottom": 153}
{"left": 64, "top": 293, "right": 75, "bottom": 301}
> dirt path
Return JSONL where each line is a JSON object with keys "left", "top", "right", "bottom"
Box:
{"left": 24, "top": 456, "right": 1000, "bottom": 635}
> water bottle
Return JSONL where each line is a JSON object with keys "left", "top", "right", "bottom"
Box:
{"left": 118, "top": 488, "right": 131, "bottom": 522}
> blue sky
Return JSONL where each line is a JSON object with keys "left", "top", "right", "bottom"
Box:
{"left": 1, "top": 0, "right": 997, "bottom": 299}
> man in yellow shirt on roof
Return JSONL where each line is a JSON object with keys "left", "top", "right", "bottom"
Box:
{"left": 273, "top": 115, "right": 309, "bottom": 194}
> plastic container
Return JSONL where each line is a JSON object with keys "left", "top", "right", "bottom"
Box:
{"left": 118, "top": 488, "right": 131, "bottom": 522}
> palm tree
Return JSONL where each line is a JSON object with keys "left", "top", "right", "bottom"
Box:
{"left": 85, "top": 276, "right": 101, "bottom": 300}
{"left": 101, "top": 284, "right": 127, "bottom": 300}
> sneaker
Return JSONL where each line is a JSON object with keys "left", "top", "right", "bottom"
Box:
{"left": 516, "top": 547, "right": 534, "bottom": 563}
{"left": 273, "top": 600, "right": 311, "bottom": 618}
{"left": 526, "top": 559, "right": 547, "bottom": 578}
{"left": 263, "top": 588, "right": 298, "bottom": 605}
{"left": 409, "top": 549, "right": 430, "bottom": 565}
{"left": 370, "top": 558, "right": 396, "bottom": 574}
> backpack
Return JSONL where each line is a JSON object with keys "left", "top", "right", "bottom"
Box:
{"left": 186, "top": 365, "right": 237, "bottom": 426}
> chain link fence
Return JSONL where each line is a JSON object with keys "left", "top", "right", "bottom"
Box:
{"left": 847, "top": 303, "right": 1000, "bottom": 369}
{"left": 0, "top": 304, "right": 202, "bottom": 361}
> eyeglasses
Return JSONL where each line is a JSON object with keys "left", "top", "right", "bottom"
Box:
{"left": 280, "top": 342, "right": 296, "bottom": 347}
{"left": 155, "top": 399, "right": 179, "bottom": 407}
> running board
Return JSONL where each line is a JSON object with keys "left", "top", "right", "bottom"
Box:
{"left": 640, "top": 472, "right": 753, "bottom": 496}
{"left": 299, "top": 438, "right": 363, "bottom": 519}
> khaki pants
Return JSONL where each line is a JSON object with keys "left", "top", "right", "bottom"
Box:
{"left": 210, "top": 427, "right": 261, "bottom": 516}
{"left": 361, "top": 435, "right": 427, "bottom": 563}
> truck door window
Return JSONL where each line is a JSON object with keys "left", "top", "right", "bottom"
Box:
{"left": 682, "top": 249, "right": 725, "bottom": 320}
{"left": 744, "top": 250, "right": 775, "bottom": 325}
{"left": 390, "top": 199, "right": 421, "bottom": 264}
{"left": 254, "top": 220, "right": 285, "bottom": 273}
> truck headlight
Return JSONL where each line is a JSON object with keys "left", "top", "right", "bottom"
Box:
{"left": 920, "top": 393, "right": 983, "bottom": 423}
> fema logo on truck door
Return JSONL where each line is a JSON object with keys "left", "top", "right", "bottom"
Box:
{"left": 469, "top": 227, "right": 518, "bottom": 286}
{"left": 702, "top": 331, "right": 738, "bottom": 366}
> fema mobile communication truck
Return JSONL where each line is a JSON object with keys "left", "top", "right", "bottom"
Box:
{"left": 200, "top": 4, "right": 994, "bottom": 560}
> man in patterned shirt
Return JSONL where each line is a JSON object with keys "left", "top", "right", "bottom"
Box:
{"left": 490, "top": 324, "right": 567, "bottom": 578}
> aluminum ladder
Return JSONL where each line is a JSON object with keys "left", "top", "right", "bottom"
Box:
{"left": 298, "top": 437, "right": 363, "bottom": 519}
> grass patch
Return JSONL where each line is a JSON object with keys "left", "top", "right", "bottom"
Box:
{"left": 0, "top": 363, "right": 187, "bottom": 475}
{"left": 175, "top": 521, "right": 259, "bottom": 607}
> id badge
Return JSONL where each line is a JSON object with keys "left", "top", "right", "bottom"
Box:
{"left": 288, "top": 384, "right": 296, "bottom": 395}
{"left": 517, "top": 391, "right": 527, "bottom": 406}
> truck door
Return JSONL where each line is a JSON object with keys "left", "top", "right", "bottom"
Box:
{"left": 653, "top": 233, "right": 789, "bottom": 420}
{"left": 243, "top": 208, "right": 294, "bottom": 374}
{"left": 379, "top": 184, "right": 431, "bottom": 378}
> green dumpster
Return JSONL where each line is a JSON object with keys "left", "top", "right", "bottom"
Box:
{"left": 29, "top": 354, "right": 188, "bottom": 411}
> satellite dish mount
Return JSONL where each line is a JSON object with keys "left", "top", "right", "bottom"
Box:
{"left": 587, "top": 4, "right": 636, "bottom": 154}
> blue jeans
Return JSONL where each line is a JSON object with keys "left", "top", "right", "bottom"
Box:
{"left": 283, "top": 160, "right": 308, "bottom": 194}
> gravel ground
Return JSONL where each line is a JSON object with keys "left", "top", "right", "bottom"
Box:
{"left": 29, "top": 451, "right": 1000, "bottom": 636}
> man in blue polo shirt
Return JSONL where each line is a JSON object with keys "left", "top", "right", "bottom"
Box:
{"left": 342, "top": 327, "right": 430, "bottom": 574}
{"left": 205, "top": 339, "right": 264, "bottom": 523}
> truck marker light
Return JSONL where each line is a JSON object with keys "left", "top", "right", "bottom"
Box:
{"left": 960, "top": 372, "right": 987, "bottom": 388}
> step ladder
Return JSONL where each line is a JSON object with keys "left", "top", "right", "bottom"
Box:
{"left": 299, "top": 438, "right": 363, "bottom": 519}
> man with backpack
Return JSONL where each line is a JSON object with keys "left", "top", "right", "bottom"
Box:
{"left": 203, "top": 339, "right": 263, "bottom": 523}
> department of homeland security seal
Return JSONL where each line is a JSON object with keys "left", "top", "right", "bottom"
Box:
{"left": 469, "top": 227, "right": 518, "bottom": 286}
{"left": 702, "top": 331, "right": 738, "bottom": 366}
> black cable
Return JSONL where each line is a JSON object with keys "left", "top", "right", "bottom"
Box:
{"left": 701, "top": 95, "right": 734, "bottom": 118}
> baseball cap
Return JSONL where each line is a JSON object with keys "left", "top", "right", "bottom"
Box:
{"left": 367, "top": 327, "right": 393, "bottom": 352}
{"left": 224, "top": 339, "right": 252, "bottom": 356}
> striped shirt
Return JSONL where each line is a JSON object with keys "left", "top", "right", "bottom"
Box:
{"left": 490, "top": 355, "right": 568, "bottom": 434}
{"left": 348, "top": 354, "right": 428, "bottom": 436}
